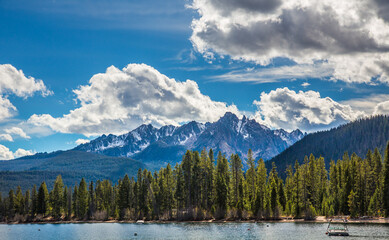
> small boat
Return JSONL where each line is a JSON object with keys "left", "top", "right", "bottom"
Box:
{"left": 136, "top": 220, "right": 145, "bottom": 224}
{"left": 326, "top": 219, "right": 349, "bottom": 236}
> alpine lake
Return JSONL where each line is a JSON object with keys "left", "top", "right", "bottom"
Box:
{"left": 1, "top": 222, "right": 389, "bottom": 240}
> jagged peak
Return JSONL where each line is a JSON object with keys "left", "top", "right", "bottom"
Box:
{"left": 134, "top": 123, "right": 156, "bottom": 132}
{"left": 219, "top": 112, "right": 239, "bottom": 123}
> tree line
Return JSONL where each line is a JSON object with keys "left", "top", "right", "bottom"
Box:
{"left": 1, "top": 143, "right": 389, "bottom": 222}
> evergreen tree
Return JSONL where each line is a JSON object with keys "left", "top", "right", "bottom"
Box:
{"left": 254, "top": 158, "right": 267, "bottom": 218}
{"left": 52, "top": 175, "right": 64, "bottom": 218}
{"left": 66, "top": 187, "right": 72, "bottom": 220}
{"left": 246, "top": 149, "right": 257, "bottom": 212}
{"left": 88, "top": 181, "right": 96, "bottom": 219}
{"left": 72, "top": 185, "right": 79, "bottom": 218}
{"left": 77, "top": 178, "right": 89, "bottom": 219}
{"left": 24, "top": 190, "right": 30, "bottom": 216}
{"left": 118, "top": 175, "right": 131, "bottom": 219}
{"left": 31, "top": 185, "right": 37, "bottom": 217}
{"left": 215, "top": 152, "right": 229, "bottom": 219}
{"left": 37, "top": 182, "right": 49, "bottom": 216}
{"left": 8, "top": 189, "right": 15, "bottom": 218}
{"left": 15, "top": 186, "right": 24, "bottom": 215}
{"left": 382, "top": 142, "right": 389, "bottom": 217}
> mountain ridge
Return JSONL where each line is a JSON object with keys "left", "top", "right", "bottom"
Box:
{"left": 266, "top": 115, "right": 389, "bottom": 178}
{"left": 74, "top": 112, "right": 305, "bottom": 166}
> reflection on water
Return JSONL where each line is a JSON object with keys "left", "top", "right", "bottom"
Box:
{"left": 0, "top": 222, "right": 388, "bottom": 240}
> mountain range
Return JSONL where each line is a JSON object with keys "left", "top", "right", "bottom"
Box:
{"left": 3, "top": 113, "right": 388, "bottom": 194}
{"left": 74, "top": 112, "right": 305, "bottom": 168}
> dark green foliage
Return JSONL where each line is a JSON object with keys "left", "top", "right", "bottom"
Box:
{"left": 0, "top": 146, "right": 387, "bottom": 222}
{"left": 37, "top": 182, "right": 49, "bottom": 216}
{"left": 268, "top": 115, "right": 389, "bottom": 178}
{"left": 0, "top": 150, "right": 145, "bottom": 194}
{"left": 383, "top": 142, "right": 389, "bottom": 217}
{"left": 51, "top": 175, "right": 64, "bottom": 219}
{"left": 77, "top": 178, "right": 89, "bottom": 219}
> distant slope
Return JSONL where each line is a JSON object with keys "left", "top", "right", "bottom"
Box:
{"left": 267, "top": 115, "right": 389, "bottom": 177}
{"left": 0, "top": 151, "right": 145, "bottom": 193}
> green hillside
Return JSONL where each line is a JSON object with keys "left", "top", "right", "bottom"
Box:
{"left": 0, "top": 150, "right": 145, "bottom": 193}
{"left": 267, "top": 115, "right": 389, "bottom": 178}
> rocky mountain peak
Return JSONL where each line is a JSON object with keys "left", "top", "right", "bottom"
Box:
{"left": 74, "top": 112, "right": 305, "bottom": 166}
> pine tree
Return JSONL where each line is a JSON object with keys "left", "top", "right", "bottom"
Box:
{"left": 8, "top": 189, "right": 15, "bottom": 218}
{"left": 31, "top": 185, "right": 37, "bottom": 217}
{"left": 254, "top": 158, "right": 267, "bottom": 218}
{"left": 382, "top": 142, "right": 389, "bottom": 217}
{"left": 66, "top": 187, "right": 72, "bottom": 220}
{"left": 24, "top": 190, "right": 30, "bottom": 216}
{"left": 88, "top": 181, "right": 96, "bottom": 219}
{"left": 118, "top": 175, "right": 131, "bottom": 219}
{"left": 15, "top": 186, "right": 24, "bottom": 215}
{"left": 182, "top": 150, "right": 193, "bottom": 208}
{"left": 52, "top": 175, "right": 64, "bottom": 218}
{"left": 230, "top": 154, "right": 243, "bottom": 212}
{"left": 207, "top": 149, "right": 215, "bottom": 211}
{"left": 72, "top": 185, "right": 79, "bottom": 218}
{"left": 215, "top": 152, "right": 229, "bottom": 219}
{"left": 37, "top": 182, "right": 49, "bottom": 216}
{"left": 77, "top": 178, "right": 89, "bottom": 219}
{"left": 174, "top": 164, "right": 185, "bottom": 211}
{"left": 246, "top": 149, "right": 257, "bottom": 212}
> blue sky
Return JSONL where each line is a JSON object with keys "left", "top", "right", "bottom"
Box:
{"left": 0, "top": 0, "right": 389, "bottom": 159}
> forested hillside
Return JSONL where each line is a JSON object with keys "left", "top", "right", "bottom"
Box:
{"left": 1, "top": 144, "right": 389, "bottom": 222}
{"left": 267, "top": 115, "right": 389, "bottom": 177}
{"left": 0, "top": 151, "right": 144, "bottom": 193}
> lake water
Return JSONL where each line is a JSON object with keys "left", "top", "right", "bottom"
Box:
{"left": 1, "top": 222, "right": 388, "bottom": 240}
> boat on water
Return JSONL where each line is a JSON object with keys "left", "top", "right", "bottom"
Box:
{"left": 326, "top": 218, "right": 349, "bottom": 236}
{"left": 136, "top": 220, "right": 145, "bottom": 224}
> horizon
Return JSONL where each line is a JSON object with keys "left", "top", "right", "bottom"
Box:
{"left": 1, "top": 0, "right": 389, "bottom": 159}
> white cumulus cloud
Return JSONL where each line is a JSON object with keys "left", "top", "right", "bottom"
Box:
{"left": 253, "top": 87, "right": 365, "bottom": 132}
{"left": 0, "top": 144, "right": 34, "bottom": 160}
{"left": 28, "top": 63, "right": 239, "bottom": 137}
{"left": 190, "top": 0, "right": 389, "bottom": 84}
{"left": 0, "top": 64, "right": 52, "bottom": 122}
{"left": 374, "top": 100, "right": 389, "bottom": 115}
{"left": 5, "top": 127, "right": 30, "bottom": 139}
{"left": 0, "top": 96, "right": 17, "bottom": 122}
{"left": 75, "top": 138, "right": 90, "bottom": 145}
{"left": 341, "top": 94, "right": 389, "bottom": 115}
{"left": 14, "top": 148, "right": 34, "bottom": 159}
{"left": 0, "top": 134, "right": 13, "bottom": 142}
{"left": 0, "top": 64, "right": 52, "bottom": 97}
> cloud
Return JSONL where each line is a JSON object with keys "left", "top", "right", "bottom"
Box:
{"left": 28, "top": 63, "right": 239, "bottom": 137}
{"left": 211, "top": 63, "right": 333, "bottom": 83}
{"left": 0, "top": 96, "right": 17, "bottom": 122}
{"left": 5, "top": 127, "right": 30, "bottom": 139}
{"left": 190, "top": 0, "right": 389, "bottom": 84}
{"left": 75, "top": 139, "right": 90, "bottom": 145}
{"left": 373, "top": 100, "right": 389, "bottom": 115}
{"left": 0, "top": 64, "right": 52, "bottom": 122}
{"left": 0, "top": 64, "right": 52, "bottom": 98}
{"left": 253, "top": 87, "right": 364, "bottom": 132}
{"left": 0, "top": 134, "right": 13, "bottom": 142}
{"left": 14, "top": 148, "right": 34, "bottom": 159}
{"left": 0, "top": 145, "right": 34, "bottom": 160}
{"left": 341, "top": 94, "right": 389, "bottom": 115}
{"left": 301, "top": 82, "right": 310, "bottom": 87}
{"left": 0, "top": 144, "right": 14, "bottom": 160}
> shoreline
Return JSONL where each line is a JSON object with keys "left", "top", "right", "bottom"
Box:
{"left": 2, "top": 216, "right": 389, "bottom": 225}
